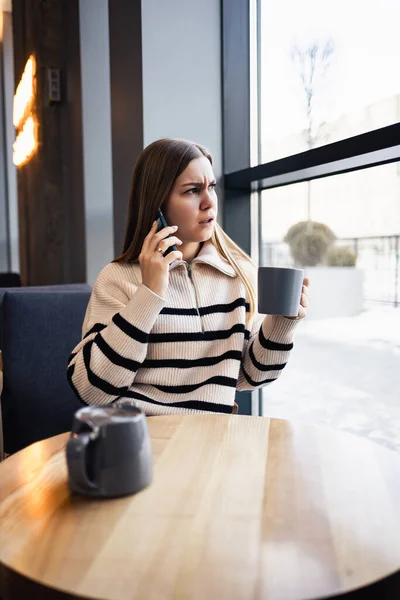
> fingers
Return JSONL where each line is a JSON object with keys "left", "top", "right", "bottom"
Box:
{"left": 155, "top": 235, "right": 182, "bottom": 254}
{"left": 141, "top": 220, "right": 158, "bottom": 254}
{"left": 300, "top": 292, "right": 309, "bottom": 308}
{"left": 140, "top": 222, "right": 183, "bottom": 266}
{"left": 300, "top": 277, "right": 311, "bottom": 308}
{"left": 164, "top": 250, "right": 183, "bottom": 264}
{"left": 301, "top": 278, "right": 310, "bottom": 298}
{"left": 150, "top": 226, "right": 179, "bottom": 252}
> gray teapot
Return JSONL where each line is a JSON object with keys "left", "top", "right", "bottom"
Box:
{"left": 66, "top": 404, "right": 152, "bottom": 498}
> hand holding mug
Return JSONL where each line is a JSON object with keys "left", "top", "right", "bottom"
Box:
{"left": 257, "top": 267, "right": 310, "bottom": 319}
{"left": 289, "top": 277, "right": 310, "bottom": 320}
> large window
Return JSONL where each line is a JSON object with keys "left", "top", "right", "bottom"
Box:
{"left": 254, "top": 2, "right": 400, "bottom": 448}
{"left": 223, "top": 0, "right": 400, "bottom": 439}
{"left": 259, "top": 164, "right": 400, "bottom": 450}
{"left": 260, "top": 0, "right": 400, "bottom": 163}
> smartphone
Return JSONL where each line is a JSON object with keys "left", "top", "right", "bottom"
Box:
{"left": 156, "top": 208, "right": 177, "bottom": 256}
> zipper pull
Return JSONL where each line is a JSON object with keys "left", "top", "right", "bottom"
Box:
{"left": 187, "top": 264, "right": 192, "bottom": 279}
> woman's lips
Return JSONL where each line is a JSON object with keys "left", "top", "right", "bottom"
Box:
{"left": 198, "top": 218, "right": 214, "bottom": 226}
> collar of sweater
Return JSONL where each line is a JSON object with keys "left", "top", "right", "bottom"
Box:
{"left": 169, "top": 240, "right": 237, "bottom": 278}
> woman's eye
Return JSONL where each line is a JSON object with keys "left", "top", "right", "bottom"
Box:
{"left": 185, "top": 183, "right": 216, "bottom": 195}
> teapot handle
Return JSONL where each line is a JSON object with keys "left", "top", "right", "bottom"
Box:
{"left": 66, "top": 431, "right": 98, "bottom": 492}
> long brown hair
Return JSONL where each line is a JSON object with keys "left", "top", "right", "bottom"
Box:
{"left": 115, "top": 138, "right": 256, "bottom": 324}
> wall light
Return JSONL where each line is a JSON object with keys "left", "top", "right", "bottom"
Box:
{"left": 13, "top": 116, "right": 37, "bottom": 167}
{"left": 13, "top": 55, "right": 36, "bottom": 128}
{"left": 13, "top": 55, "right": 38, "bottom": 166}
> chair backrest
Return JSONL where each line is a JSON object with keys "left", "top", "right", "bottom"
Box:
{"left": 0, "top": 272, "right": 21, "bottom": 288}
{"left": 1, "top": 289, "right": 91, "bottom": 454}
{"left": 0, "top": 284, "right": 91, "bottom": 344}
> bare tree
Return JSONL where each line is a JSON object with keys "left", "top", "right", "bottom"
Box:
{"left": 290, "top": 39, "right": 335, "bottom": 222}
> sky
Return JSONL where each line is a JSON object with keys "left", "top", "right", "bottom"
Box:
{"left": 260, "top": 0, "right": 400, "bottom": 143}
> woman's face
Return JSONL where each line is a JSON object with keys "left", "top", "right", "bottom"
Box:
{"left": 163, "top": 156, "right": 218, "bottom": 243}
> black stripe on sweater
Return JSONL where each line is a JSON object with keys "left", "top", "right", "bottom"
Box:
{"left": 149, "top": 323, "right": 246, "bottom": 343}
{"left": 66, "top": 363, "right": 75, "bottom": 387}
{"left": 67, "top": 363, "right": 88, "bottom": 405}
{"left": 94, "top": 333, "right": 142, "bottom": 372}
{"left": 67, "top": 352, "right": 77, "bottom": 365}
{"left": 81, "top": 347, "right": 234, "bottom": 413}
{"left": 114, "top": 392, "right": 233, "bottom": 414}
{"left": 83, "top": 341, "right": 128, "bottom": 398}
{"left": 112, "top": 313, "right": 149, "bottom": 343}
{"left": 249, "top": 342, "right": 287, "bottom": 372}
{"left": 143, "top": 350, "right": 242, "bottom": 369}
{"left": 241, "top": 364, "right": 278, "bottom": 388}
{"left": 259, "top": 326, "right": 293, "bottom": 351}
{"left": 84, "top": 323, "right": 107, "bottom": 339}
{"left": 160, "top": 298, "right": 249, "bottom": 316}
{"left": 161, "top": 307, "right": 199, "bottom": 316}
{"left": 199, "top": 298, "right": 247, "bottom": 316}
{"left": 154, "top": 375, "right": 237, "bottom": 394}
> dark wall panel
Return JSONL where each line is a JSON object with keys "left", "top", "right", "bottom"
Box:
{"left": 108, "top": 0, "right": 144, "bottom": 256}
{"left": 60, "top": 0, "right": 86, "bottom": 283}
{"left": 222, "top": 0, "right": 251, "bottom": 175}
{"left": 222, "top": 0, "right": 253, "bottom": 414}
{"left": 11, "top": 0, "right": 85, "bottom": 285}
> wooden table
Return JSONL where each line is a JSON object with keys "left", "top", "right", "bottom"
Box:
{"left": 1, "top": 415, "right": 400, "bottom": 600}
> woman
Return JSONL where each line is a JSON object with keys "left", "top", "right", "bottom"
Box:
{"left": 67, "top": 138, "right": 310, "bottom": 415}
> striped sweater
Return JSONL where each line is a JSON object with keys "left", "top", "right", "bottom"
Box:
{"left": 67, "top": 240, "right": 300, "bottom": 414}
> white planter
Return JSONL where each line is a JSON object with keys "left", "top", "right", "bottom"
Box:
{"left": 302, "top": 266, "right": 364, "bottom": 320}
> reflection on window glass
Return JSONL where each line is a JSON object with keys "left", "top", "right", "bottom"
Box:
{"left": 258, "top": 164, "right": 400, "bottom": 450}
{"left": 260, "top": 0, "right": 400, "bottom": 163}
{"left": 261, "top": 163, "right": 400, "bottom": 243}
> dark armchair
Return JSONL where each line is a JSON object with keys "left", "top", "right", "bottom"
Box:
{"left": 0, "top": 287, "right": 91, "bottom": 455}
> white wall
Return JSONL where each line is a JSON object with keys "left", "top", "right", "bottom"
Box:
{"left": 79, "top": 0, "right": 223, "bottom": 284}
{"left": 79, "top": 0, "right": 114, "bottom": 284}
{"left": 141, "top": 0, "right": 222, "bottom": 181}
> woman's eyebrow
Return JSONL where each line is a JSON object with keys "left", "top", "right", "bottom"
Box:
{"left": 180, "top": 180, "right": 216, "bottom": 187}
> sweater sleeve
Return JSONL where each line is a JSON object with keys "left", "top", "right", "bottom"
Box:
{"left": 67, "top": 264, "right": 166, "bottom": 406}
{"left": 236, "top": 312, "right": 299, "bottom": 391}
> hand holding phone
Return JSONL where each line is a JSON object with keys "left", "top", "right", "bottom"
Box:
{"left": 156, "top": 209, "right": 178, "bottom": 256}
{"left": 139, "top": 210, "right": 182, "bottom": 298}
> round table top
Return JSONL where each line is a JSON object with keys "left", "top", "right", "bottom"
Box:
{"left": 1, "top": 414, "right": 400, "bottom": 600}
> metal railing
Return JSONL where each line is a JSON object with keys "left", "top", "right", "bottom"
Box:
{"left": 262, "top": 235, "right": 400, "bottom": 307}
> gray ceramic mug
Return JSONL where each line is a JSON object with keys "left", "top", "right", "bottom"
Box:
{"left": 258, "top": 267, "right": 304, "bottom": 317}
{"left": 66, "top": 405, "right": 152, "bottom": 498}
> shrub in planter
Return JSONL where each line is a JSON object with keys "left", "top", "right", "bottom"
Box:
{"left": 283, "top": 221, "right": 336, "bottom": 266}
{"left": 326, "top": 246, "right": 357, "bottom": 267}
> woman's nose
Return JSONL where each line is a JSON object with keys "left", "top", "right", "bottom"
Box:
{"left": 201, "top": 190, "right": 216, "bottom": 207}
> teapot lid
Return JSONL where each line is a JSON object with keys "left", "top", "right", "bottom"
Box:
{"left": 75, "top": 405, "right": 142, "bottom": 426}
